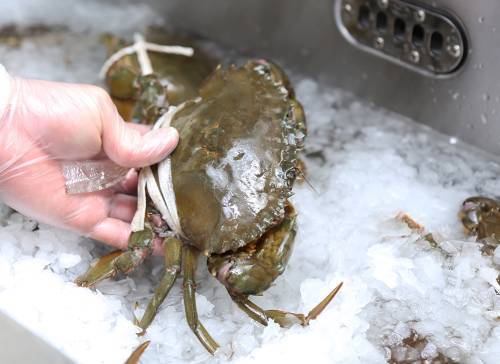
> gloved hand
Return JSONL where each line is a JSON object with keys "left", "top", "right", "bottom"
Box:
{"left": 0, "top": 66, "right": 178, "bottom": 249}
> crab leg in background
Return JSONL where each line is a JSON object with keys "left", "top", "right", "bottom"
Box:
{"left": 125, "top": 341, "right": 151, "bottom": 364}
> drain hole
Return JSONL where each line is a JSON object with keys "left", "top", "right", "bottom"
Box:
{"left": 393, "top": 18, "right": 406, "bottom": 41}
{"left": 412, "top": 24, "right": 425, "bottom": 46}
{"left": 430, "top": 31, "right": 444, "bottom": 56}
{"left": 376, "top": 12, "right": 388, "bottom": 32}
{"left": 358, "top": 5, "right": 371, "bottom": 29}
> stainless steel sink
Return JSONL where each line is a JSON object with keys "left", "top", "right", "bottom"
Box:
{"left": 0, "top": 311, "right": 73, "bottom": 364}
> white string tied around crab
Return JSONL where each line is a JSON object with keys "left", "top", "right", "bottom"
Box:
{"left": 98, "top": 33, "right": 193, "bottom": 78}
{"left": 131, "top": 106, "right": 186, "bottom": 238}
{"left": 64, "top": 32, "right": 193, "bottom": 239}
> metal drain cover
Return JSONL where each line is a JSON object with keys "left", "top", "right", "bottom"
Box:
{"left": 335, "top": 0, "right": 468, "bottom": 77}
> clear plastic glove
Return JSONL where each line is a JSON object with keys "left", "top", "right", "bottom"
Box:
{"left": 0, "top": 70, "right": 178, "bottom": 249}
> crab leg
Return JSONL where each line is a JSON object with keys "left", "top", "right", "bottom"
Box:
{"left": 230, "top": 282, "right": 343, "bottom": 328}
{"left": 138, "top": 236, "right": 182, "bottom": 332}
{"left": 232, "top": 295, "right": 268, "bottom": 326}
{"left": 183, "top": 246, "right": 219, "bottom": 354}
{"left": 75, "top": 228, "right": 153, "bottom": 287}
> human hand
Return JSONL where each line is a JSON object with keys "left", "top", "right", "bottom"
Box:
{"left": 0, "top": 68, "right": 178, "bottom": 249}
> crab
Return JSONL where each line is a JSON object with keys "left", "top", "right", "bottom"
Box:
{"left": 102, "top": 28, "right": 218, "bottom": 123}
{"left": 76, "top": 59, "right": 342, "bottom": 354}
{"left": 459, "top": 196, "right": 500, "bottom": 255}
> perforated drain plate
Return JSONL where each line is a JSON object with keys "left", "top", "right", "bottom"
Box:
{"left": 335, "top": 0, "right": 468, "bottom": 77}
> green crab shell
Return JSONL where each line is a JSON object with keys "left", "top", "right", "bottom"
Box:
{"left": 170, "top": 61, "right": 306, "bottom": 254}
